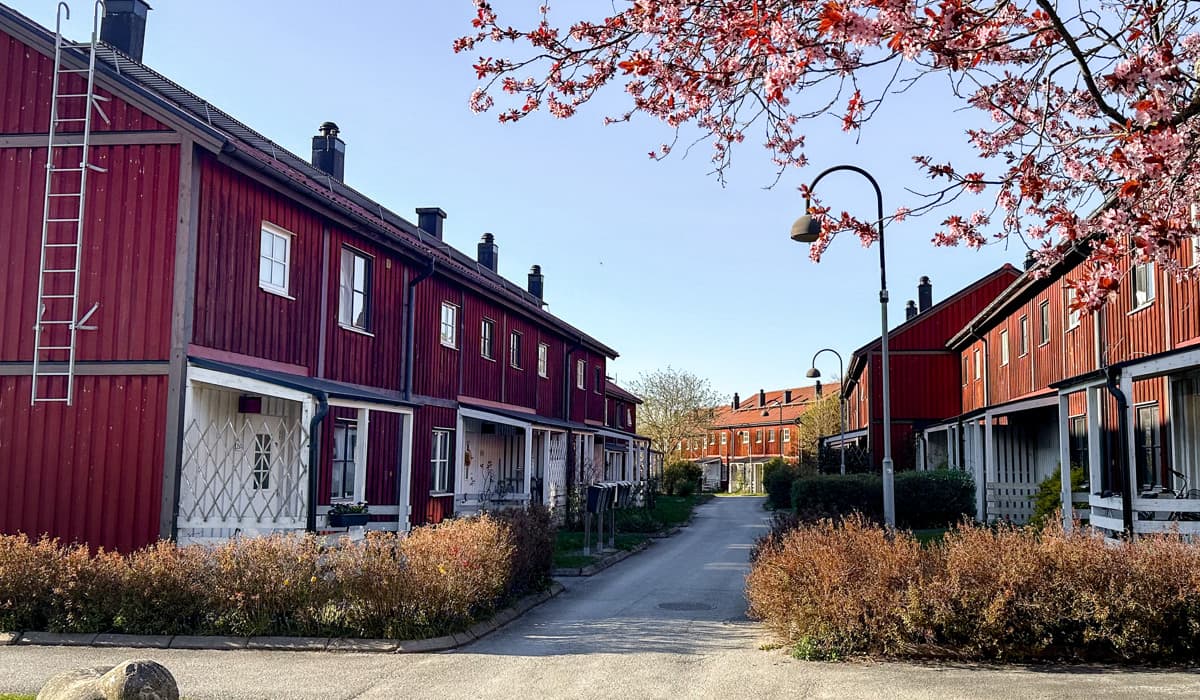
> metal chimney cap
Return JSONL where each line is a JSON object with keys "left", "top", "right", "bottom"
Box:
{"left": 530, "top": 264, "right": 542, "bottom": 274}
{"left": 318, "top": 121, "right": 340, "bottom": 137}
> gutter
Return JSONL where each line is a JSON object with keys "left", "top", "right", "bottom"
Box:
{"left": 306, "top": 391, "right": 330, "bottom": 532}
{"left": 404, "top": 259, "right": 436, "bottom": 400}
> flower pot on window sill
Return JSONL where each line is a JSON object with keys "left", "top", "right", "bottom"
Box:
{"left": 328, "top": 512, "right": 370, "bottom": 528}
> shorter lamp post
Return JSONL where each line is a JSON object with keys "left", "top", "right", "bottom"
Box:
{"left": 806, "top": 348, "right": 846, "bottom": 475}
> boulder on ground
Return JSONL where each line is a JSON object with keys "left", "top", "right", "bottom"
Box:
{"left": 37, "top": 659, "right": 179, "bottom": 700}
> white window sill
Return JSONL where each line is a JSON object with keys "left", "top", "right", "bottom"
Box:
{"left": 441, "top": 340, "right": 459, "bottom": 350}
{"left": 338, "top": 322, "right": 374, "bottom": 337}
{"left": 511, "top": 365, "right": 524, "bottom": 371}
{"left": 482, "top": 355, "right": 496, "bottom": 362}
{"left": 538, "top": 373, "right": 548, "bottom": 379}
{"left": 259, "top": 284, "right": 294, "bottom": 300}
{"left": 429, "top": 491, "right": 454, "bottom": 498}
{"left": 1127, "top": 301, "right": 1155, "bottom": 316}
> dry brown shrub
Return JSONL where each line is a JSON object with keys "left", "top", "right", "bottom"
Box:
{"left": 116, "top": 541, "right": 212, "bottom": 635}
{"left": 47, "top": 544, "right": 124, "bottom": 633}
{"left": 0, "top": 535, "right": 64, "bottom": 631}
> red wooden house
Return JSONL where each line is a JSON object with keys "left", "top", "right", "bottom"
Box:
{"left": 0, "top": 2, "right": 628, "bottom": 551}
{"left": 834, "top": 268, "right": 1021, "bottom": 472}
{"left": 923, "top": 238, "right": 1200, "bottom": 534}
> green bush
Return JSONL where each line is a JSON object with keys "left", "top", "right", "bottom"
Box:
{"left": 0, "top": 509, "right": 554, "bottom": 640}
{"left": 791, "top": 470, "right": 975, "bottom": 528}
{"left": 1029, "top": 465, "right": 1087, "bottom": 530}
{"left": 762, "top": 458, "right": 800, "bottom": 510}
{"left": 662, "top": 461, "right": 702, "bottom": 496}
{"left": 748, "top": 516, "right": 1200, "bottom": 663}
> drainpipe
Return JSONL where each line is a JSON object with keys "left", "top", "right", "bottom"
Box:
{"left": 306, "top": 391, "right": 330, "bottom": 532}
{"left": 1104, "top": 365, "right": 1135, "bottom": 537}
{"left": 404, "top": 259, "right": 436, "bottom": 400}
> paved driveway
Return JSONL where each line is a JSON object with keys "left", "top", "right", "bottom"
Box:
{"left": 3, "top": 496, "right": 1200, "bottom": 698}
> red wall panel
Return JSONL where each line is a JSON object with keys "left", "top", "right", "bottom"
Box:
{"left": 1, "top": 144, "right": 179, "bottom": 362}
{"left": 0, "top": 374, "right": 166, "bottom": 552}
{"left": 0, "top": 29, "right": 167, "bottom": 134}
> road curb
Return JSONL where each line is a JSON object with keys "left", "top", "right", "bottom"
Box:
{"left": 552, "top": 539, "right": 650, "bottom": 577}
{"left": 0, "top": 583, "right": 567, "bottom": 655}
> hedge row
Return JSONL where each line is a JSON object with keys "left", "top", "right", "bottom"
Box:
{"left": 791, "top": 470, "right": 975, "bottom": 529}
{"left": 0, "top": 507, "right": 554, "bottom": 640}
{"left": 748, "top": 516, "right": 1200, "bottom": 662}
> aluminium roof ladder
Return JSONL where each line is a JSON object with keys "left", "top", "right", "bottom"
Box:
{"left": 31, "top": 1, "right": 109, "bottom": 405}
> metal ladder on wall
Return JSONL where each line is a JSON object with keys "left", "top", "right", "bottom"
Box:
{"left": 31, "top": 1, "right": 109, "bottom": 405}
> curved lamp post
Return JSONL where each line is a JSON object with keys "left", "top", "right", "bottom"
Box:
{"left": 791, "top": 165, "right": 895, "bottom": 529}
{"left": 806, "top": 348, "right": 846, "bottom": 476}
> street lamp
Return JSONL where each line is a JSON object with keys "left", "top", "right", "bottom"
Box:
{"left": 806, "top": 348, "right": 846, "bottom": 476}
{"left": 790, "top": 164, "right": 895, "bottom": 529}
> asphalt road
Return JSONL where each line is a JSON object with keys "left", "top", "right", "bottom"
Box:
{"left": 4, "top": 496, "right": 1200, "bottom": 698}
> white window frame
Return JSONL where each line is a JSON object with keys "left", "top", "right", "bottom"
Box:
{"left": 755, "top": 429, "right": 763, "bottom": 444}
{"left": 440, "top": 302, "right": 459, "bottom": 349}
{"left": 974, "top": 348, "right": 981, "bottom": 380}
{"left": 338, "top": 247, "right": 371, "bottom": 332}
{"left": 431, "top": 429, "right": 453, "bottom": 495}
{"left": 1066, "top": 287, "right": 1081, "bottom": 331}
{"left": 1018, "top": 314, "right": 1029, "bottom": 357}
{"left": 258, "top": 222, "right": 293, "bottom": 298}
{"left": 1131, "top": 261, "right": 1155, "bottom": 310}
{"left": 768, "top": 429, "right": 776, "bottom": 443}
{"left": 330, "top": 421, "right": 358, "bottom": 502}
{"left": 537, "top": 342, "right": 549, "bottom": 378}
{"left": 576, "top": 359, "right": 586, "bottom": 390}
{"left": 1039, "top": 300, "right": 1050, "bottom": 346}
{"left": 509, "top": 330, "right": 523, "bottom": 369}
{"left": 1000, "top": 329, "right": 1010, "bottom": 366}
{"left": 480, "top": 318, "right": 496, "bottom": 360}
{"left": 962, "top": 355, "right": 969, "bottom": 386}
{"left": 721, "top": 433, "right": 728, "bottom": 445}
{"left": 782, "top": 429, "right": 791, "bottom": 443}
{"left": 741, "top": 431, "right": 749, "bottom": 445}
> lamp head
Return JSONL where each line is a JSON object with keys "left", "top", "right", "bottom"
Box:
{"left": 805, "top": 367, "right": 821, "bottom": 378}
{"left": 790, "top": 210, "right": 822, "bottom": 243}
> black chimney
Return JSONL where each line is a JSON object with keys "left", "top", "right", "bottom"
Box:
{"left": 758, "top": 389, "right": 766, "bottom": 407}
{"left": 783, "top": 389, "right": 793, "bottom": 404}
{"left": 1024, "top": 250, "right": 1037, "bottom": 270}
{"left": 527, "top": 265, "right": 544, "bottom": 301}
{"left": 100, "top": 0, "right": 151, "bottom": 62}
{"left": 415, "top": 207, "right": 446, "bottom": 240}
{"left": 477, "top": 233, "right": 498, "bottom": 272}
{"left": 312, "top": 122, "right": 345, "bottom": 181}
{"left": 732, "top": 393, "right": 740, "bottom": 410}
{"left": 905, "top": 300, "right": 918, "bottom": 320}
{"left": 918, "top": 276, "right": 932, "bottom": 313}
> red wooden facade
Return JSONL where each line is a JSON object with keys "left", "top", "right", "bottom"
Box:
{"left": 679, "top": 386, "right": 830, "bottom": 464}
{"left": 0, "top": 5, "right": 618, "bottom": 550}
{"left": 840, "top": 267, "right": 1022, "bottom": 470}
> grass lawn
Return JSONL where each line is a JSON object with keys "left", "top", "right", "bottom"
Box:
{"left": 912, "top": 527, "right": 949, "bottom": 545}
{"left": 554, "top": 529, "right": 648, "bottom": 569}
{"left": 0, "top": 695, "right": 35, "bottom": 700}
{"left": 652, "top": 493, "right": 710, "bottom": 526}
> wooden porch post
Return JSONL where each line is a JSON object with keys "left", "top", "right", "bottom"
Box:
{"left": 984, "top": 412, "right": 996, "bottom": 522}
{"left": 524, "top": 426, "right": 534, "bottom": 499}
{"left": 399, "top": 412, "right": 414, "bottom": 532}
{"left": 1058, "top": 392, "right": 1072, "bottom": 532}
{"left": 353, "top": 408, "right": 369, "bottom": 505}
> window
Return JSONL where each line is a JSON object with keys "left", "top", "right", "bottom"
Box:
{"left": 509, "top": 331, "right": 522, "bottom": 368}
{"left": 999, "top": 329, "right": 1010, "bottom": 365}
{"left": 537, "top": 343, "right": 549, "bottom": 377}
{"left": 782, "top": 429, "right": 790, "bottom": 443}
{"left": 338, "top": 248, "right": 371, "bottom": 331}
{"left": 974, "top": 348, "right": 981, "bottom": 380}
{"left": 1039, "top": 300, "right": 1050, "bottom": 345}
{"left": 720, "top": 433, "right": 727, "bottom": 444}
{"left": 440, "top": 302, "right": 458, "bottom": 348}
{"left": 1132, "top": 261, "right": 1155, "bottom": 308}
{"left": 431, "top": 429, "right": 453, "bottom": 494}
{"left": 576, "top": 359, "right": 586, "bottom": 389}
{"left": 1135, "top": 403, "right": 1162, "bottom": 489}
{"left": 627, "top": 408, "right": 633, "bottom": 427}
{"left": 478, "top": 319, "right": 495, "bottom": 360}
{"left": 768, "top": 429, "right": 775, "bottom": 443}
{"left": 741, "top": 432, "right": 749, "bottom": 445}
{"left": 962, "top": 355, "right": 969, "bottom": 386}
{"left": 251, "top": 433, "right": 271, "bottom": 490}
{"left": 1019, "top": 315, "right": 1029, "bottom": 356}
{"left": 258, "top": 223, "right": 292, "bottom": 296}
{"left": 1065, "top": 287, "right": 1081, "bottom": 330}
{"left": 1068, "top": 415, "right": 1088, "bottom": 471}
{"left": 594, "top": 366, "right": 602, "bottom": 394}
{"left": 755, "top": 429, "right": 763, "bottom": 443}
{"left": 331, "top": 422, "right": 357, "bottom": 501}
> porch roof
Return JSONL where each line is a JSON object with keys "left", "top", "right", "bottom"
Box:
{"left": 458, "top": 401, "right": 593, "bottom": 433}
{"left": 189, "top": 357, "right": 416, "bottom": 408}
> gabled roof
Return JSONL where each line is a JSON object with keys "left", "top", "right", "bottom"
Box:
{"left": 710, "top": 384, "right": 836, "bottom": 429}
{"left": 842, "top": 264, "right": 1020, "bottom": 394}
{"left": 0, "top": 4, "right": 619, "bottom": 359}
{"left": 604, "top": 380, "right": 643, "bottom": 404}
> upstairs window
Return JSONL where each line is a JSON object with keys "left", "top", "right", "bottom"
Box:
{"left": 741, "top": 432, "right": 749, "bottom": 445}
{"left": 537, "top": 343, "right": 549, "bottom": 378}
{"left": 962, "top": 355, "right": 969, "bottom": 386}
{"left": 1019, "top": 315, "right": 1029, "bottom": 356}
{"left": 338, "top": 247, "right": 371, "bottom": 331}
{"left": 1039, "top": 300, "right": 1050, "bottom": 345}
{"left": 259, "top": 223, "right": 292, "bottom": 296}
{"left": 1065, "top": 287, "right": 1081, "bottom": 330}
{"left": 440, "top": 302, "right": 458, "bottom": 348}
{"left": 594, "top": 366, "right": 603, "bottom": 394}
{"left": 782, "top": 429, "right": 791, "bottom": 443}
{"left": 480, "top": 319, "right": 495, "bottom": 360}
{"left": 721, "top": 433, "right": 728, "bottom": 445}
{"left": 755, "top": 429, "right": 763, "bottom": 443}
{"left": 768, "top": 429, "right": 775, "bottom": 443}
{"left": 1000, "top": 329, "right": 1010, "bottom": 366}
{"left": 509, "top": 331, "right": 523, "bottom": 369}
{"left": 974, "top": 348, "right": 981, "bottom": 380}
{"left": 1132, "top": 261, "right": 1155, "bottom": 308}
{"left": 576, "top": 359, "right": 586, "bottom": 389}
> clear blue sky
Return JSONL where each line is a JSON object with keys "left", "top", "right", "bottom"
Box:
{"left": 13, "top": 0, "right": 1020, "bottom": 400}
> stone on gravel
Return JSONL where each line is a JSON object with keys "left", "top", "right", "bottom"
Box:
{"left": 37, "top": 659, "right": 179, "bottom": 700}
